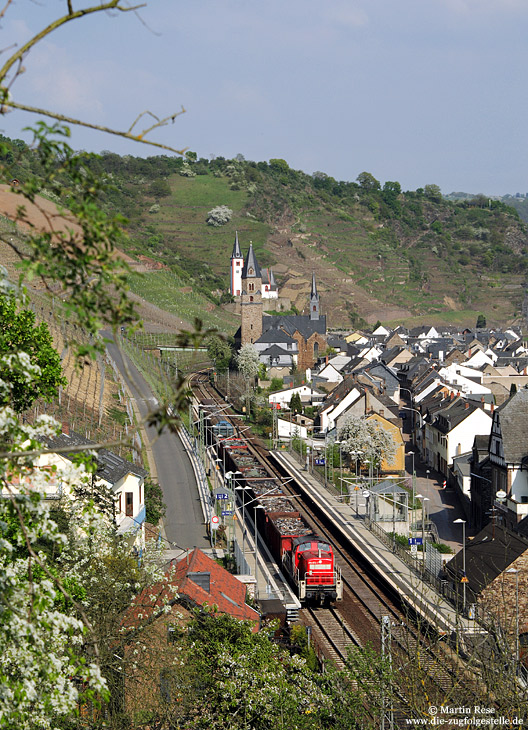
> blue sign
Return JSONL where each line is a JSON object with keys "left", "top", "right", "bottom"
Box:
{"left": 408, "top": 537, "right": 423, "bottom": 545}
{"left": 216, "top": 493, "right": 228, "bottom": 500}
{"left": 315, "top": 458, "right": 325, "bottom": 465}
{"left": 221, "top": 510, "right": 233, "bottom": 516}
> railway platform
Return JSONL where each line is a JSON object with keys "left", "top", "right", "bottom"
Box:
{"left": 271, "top": 449, "right": 482, "bottom": 643}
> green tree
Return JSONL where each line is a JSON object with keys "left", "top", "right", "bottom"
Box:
{"left": 476, "top": 313, "right": 487, "bottom": 328}
{"left": 356, "top": 171, "right": 381, "bottom": 191}
{"left": 424, "top": 183, "right": 442, "bottom": 202}
{"left": 289, "top": 391, "right": 303, "bottom": 414}
{"left": 144, "top": 478, "right": 166, "bottom": 524}
{"left": 206, "top": 334, "right": 232, "bottom": 374}
{"left": 0, "top": 291, "right": 67, "bottom": 412}
{"left": 148, "top": 178, "right": 172, "bottom": 198}
{"left": 382, "top": 180, "right": 401, "bottom": 197}
{"left": 269, "top": 158, "right": 290, "bottom": 174}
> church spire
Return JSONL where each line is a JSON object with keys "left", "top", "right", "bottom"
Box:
{"left": 241, "top": 242, "right": 261, "bottom": 280}
{"left": 310, "top": 272, "right": 318, "bottom": 299}
{"left": 231, "top": 231, "right": 242, "bottom": 259}
{"left": 310, "top": 272, "right": 320, "bottom": 321}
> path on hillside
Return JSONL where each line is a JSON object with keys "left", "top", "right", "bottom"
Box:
{"left": 103, "top": 331, "right": 209, "bottom": 551}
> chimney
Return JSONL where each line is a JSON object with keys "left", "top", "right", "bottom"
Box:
{"left": 380, "top": 409, "right": 384, "bottom": 417}
{"left": 481, "top": 396, "right": 484, "bottom": 404}
{"left": 491, "top": 404, "right": 495, "bottom": 413}
{"left": 465, "top": 401, "right": 469, "bottom": 409}
{"left": 62, "top": 421, "right": 69, "bottom": 435}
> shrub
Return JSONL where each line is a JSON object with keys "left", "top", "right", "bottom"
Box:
{"left": 206, "top": 205, "right": 233, "bottom": 227}
{"left": 179, "top": 160, "right": 196, "bottom": 178}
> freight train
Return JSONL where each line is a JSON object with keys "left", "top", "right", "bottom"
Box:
{"left": 219, "top": 432, "right": 343, "bottom": 605}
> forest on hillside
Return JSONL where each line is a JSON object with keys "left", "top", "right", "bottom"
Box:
{"left": 2, "top": 134, "right": 527, "bottom": 328}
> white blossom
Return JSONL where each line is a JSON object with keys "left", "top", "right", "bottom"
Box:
{"left": 206, "top": 204, "right": 232, "bottom": 226}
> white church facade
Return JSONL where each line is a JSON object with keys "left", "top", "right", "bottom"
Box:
{"left": 230, "top": 232, "right": 278, "bottom": 299}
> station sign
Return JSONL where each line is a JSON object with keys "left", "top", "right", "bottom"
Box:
{"left": 315, "top": 458, "right": 325, "bottom": 465}
{"left": 408, "top": 537, "right": 423, "bottom": 545}
{"left": 221, "top": 510, "right": 233, "bottom": 516}
{"left": 216, "top": 493, "right": 228, "bottom": 500}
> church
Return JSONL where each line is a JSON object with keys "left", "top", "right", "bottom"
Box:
{"left": 230, "top": 231, "right": 278, "bottom": 299}
{"left": 231, "top": 234, "right": 327, "bottom": 372}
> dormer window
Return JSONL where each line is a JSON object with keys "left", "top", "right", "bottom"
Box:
{"left": 249, "top": 267, "right": 254, "bottom": 276}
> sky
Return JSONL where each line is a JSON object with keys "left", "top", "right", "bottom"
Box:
{"left": 2, "top": 0, "right": 528, "bottom": 195}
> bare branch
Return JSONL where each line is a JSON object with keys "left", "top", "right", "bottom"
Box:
{"left": 2, "top": 100, "right": 187, "bottom": 154}
{"left": 0, "top": 0, "right": 13, "bottom": 23}
{"left": 0, "top": 1, "right": 144, "bottom": 87}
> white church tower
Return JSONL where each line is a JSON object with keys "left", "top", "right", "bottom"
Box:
{"left": 230, "top": 231, "right": 244, "bottom": 296}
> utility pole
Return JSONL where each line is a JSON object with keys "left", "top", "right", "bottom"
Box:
{"left": 380, "top": 615, "right": 394, "bottom": 730}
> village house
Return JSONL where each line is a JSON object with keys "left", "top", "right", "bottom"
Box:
{"left": 123, "top": 548, "right": 260, "bottom": 719}
{"left": 424, "top": 397, "right": 492, "bottom": 476}
{"left": 489, "top": 388, "right": 528, "bottom": 529}
{"left": 46, "top": 431, "right": 147, "bottom": 544}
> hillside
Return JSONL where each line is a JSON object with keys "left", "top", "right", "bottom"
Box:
{"left": 2, "top": 137, "right": 527, "bottom": 330}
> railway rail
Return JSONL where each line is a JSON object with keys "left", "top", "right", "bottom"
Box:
{"left": 188, "top": 373, "right": 484, "bottom": 714}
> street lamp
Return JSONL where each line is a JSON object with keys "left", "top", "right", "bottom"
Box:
{"left": 235, "top": 484, "right": 252, "bottom": 564}
{"left": 334, "top": 440, "right": 344, "bottom": 498}
{"left": 408, "top": 450, "right": 416, "bottom": 537}
{"left": 454, "top": 518, "right": 467, "bottom": 614}
{"left": 416, "top": 494, "right": 428, "bottom": 571}
{"left": 254, "top": 504, "right": 265, "bottom": 598}
{"left": 505, "top": 568, "right": 520, "bottom": 665}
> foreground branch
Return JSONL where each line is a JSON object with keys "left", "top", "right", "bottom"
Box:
{"left": 3, "top": 100, "right": 187, "bottom": 154}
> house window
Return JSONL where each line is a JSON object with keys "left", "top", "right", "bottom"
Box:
{"left": 522, "top": 496, "right": 528, "bottom": 504}
{"left": 125, "top": 492, "right": 133, "bottom": 517}
{"left": 250, "top": 296, "right": 254, "bottom": 302}
{"left": 118, "top": 493, "right": 122, "bottom": 513}
{"left": 139, "top": 484, "right": 142, "bottom": 504}
{"left": 249, "top": 283, "right": 254, "bottom": 292}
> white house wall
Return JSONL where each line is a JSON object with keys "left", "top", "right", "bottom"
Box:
{"left": 447, "top": 410, "right": 492, "bottom": 465}
{"left": 278, "top": 419, "right": 308, "bottom": 439}
{"left": 320, "top": 387, "right": 361, "bottom": 433}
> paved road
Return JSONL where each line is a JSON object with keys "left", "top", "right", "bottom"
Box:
{"left": 103, "top": 333, "right": 209, "bottom": 551}
{"left": 405, "top": 449, "right": 465, "bottom": 551}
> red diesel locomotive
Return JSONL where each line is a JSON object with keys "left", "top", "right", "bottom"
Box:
{"left": 248, "top": 484, "right": 343, "bottom": 605}
{"left": 219, "top": 431, "right": 343, "bottom": 605}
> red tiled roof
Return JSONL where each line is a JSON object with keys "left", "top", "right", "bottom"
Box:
{"left": 126, "top": 549, "right": 259, "bottom": 628}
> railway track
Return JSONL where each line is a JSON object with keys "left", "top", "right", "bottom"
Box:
{"left": 303, "top": 606, "right": 361, "bottom": 668}
{"left": 188, "top": 374, "right": 482, "bottom": 714}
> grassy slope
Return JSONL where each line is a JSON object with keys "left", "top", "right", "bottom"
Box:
{"left": 125, "top": 171, "right": 526, "bottom": 330}
{"left": 1, "top": 131, "right": 525, "bottom": 332}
